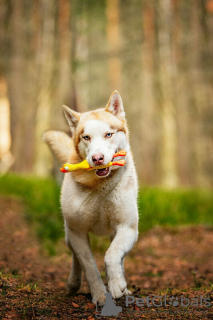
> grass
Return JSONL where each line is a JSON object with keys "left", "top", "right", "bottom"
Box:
{"left": 138, "top": 187, "right": 213, "bottom": 232}
{"left": 0, "top": 174, "right": 213, "bottom": 254}
{"left": 0, "top": 174, "right": 63, "bottom": 254}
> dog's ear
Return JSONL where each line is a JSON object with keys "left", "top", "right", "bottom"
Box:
{"left": 62, "top": 105, "right": 81, "bottom": 133}
{"left": 105, "top": 90, "right": 125, "bottom": 120}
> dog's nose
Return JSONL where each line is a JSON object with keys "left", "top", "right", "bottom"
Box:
{"left": 92, "top": 154, "right": 104, "bottom": 165}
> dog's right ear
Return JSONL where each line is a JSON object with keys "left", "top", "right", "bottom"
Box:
{"left": 105, "top": 90, "right": 125, "bottom": 121}
{"left": 62, "top": 105, "right": 81, "bottom": 133}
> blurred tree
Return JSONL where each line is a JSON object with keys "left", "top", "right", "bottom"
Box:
{"left": 7, "top": 0, "right": 37, "bottom": 173}
{"left": 0, "top": 78, "right": 14, "bottom": 172}
{"left": 35, "top": 0, "right": 57, "bottom": 175}
{"left": 0, "top": 0, "right": 212, "bottom": 187}
{"left": 106, "top": 0, "right": 121, "bottom": 91}
{"left": 120, "top": 0, "right": 144, "bottom": 180}
{"left": 51, "top": 0, "right": 74, "bottom": 129}
{"left": 140, "top": 0, "right": 159, "bottom": 184}
{"left": 157, "top": 0, "right": 178, "bottom": 188}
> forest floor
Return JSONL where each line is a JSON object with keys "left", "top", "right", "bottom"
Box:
{"left": 0, "top": 197, "right": 213, "bottom": 319}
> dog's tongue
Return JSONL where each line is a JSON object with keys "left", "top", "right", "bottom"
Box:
{"left": 96, "top": 167, "right": 110, "bottom": 177}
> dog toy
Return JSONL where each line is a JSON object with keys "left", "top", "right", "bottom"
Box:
{"left": 60, "top": 150, "right": 126, "bottom": 173}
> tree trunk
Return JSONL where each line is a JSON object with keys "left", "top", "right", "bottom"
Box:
{"left": 34, "top": 0, "right": 57, "bottom": 176}
{"left": 51, "top": 0, "right": 73, "bottom": 131}
{"left": 7, "top": 0, "right": 37, "bottom": 173}
{"left": 141, "top": 0, "right": 159, "bottom": 184}
{"left": 158, "top": 0, "right": 178, "bottom": 188}
{"left": 106, "top": 0, "right": 121, "bottom": 91}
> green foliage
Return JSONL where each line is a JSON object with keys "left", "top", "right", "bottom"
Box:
{"left": 0, "top": 174, "right": 63, "bottom": 254}
{"left": 1, "top": 174, "right": 213, "bottom": 254}
{"left": 138, "top": 187, "right": 213, "bottom": 232}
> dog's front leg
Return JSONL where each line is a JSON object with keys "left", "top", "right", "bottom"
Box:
{"left": 110, "top": 234, "right": 125, "bottom": 277}
{"left": 66, "top": 227, "right": 107, "bottom": 305}
{"left": 105, "top": 226, "right": 138, "bottom": 299}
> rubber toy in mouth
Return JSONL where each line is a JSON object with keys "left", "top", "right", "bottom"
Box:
{"left": 60, "top": 150, "right": 126, "bottom": 173}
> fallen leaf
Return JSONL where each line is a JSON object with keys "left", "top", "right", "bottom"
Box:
{"left": 72, "top": 302, "right": 79, "bottom": 308}
{"left": 87, "top": 302, "right": 96, "bottom": 309}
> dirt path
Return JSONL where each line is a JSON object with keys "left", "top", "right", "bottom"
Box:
{"left": 0, "top": 197, "right": 212, "bottom": 319}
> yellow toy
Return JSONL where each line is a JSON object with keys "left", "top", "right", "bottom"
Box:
{"left": 60, "top": 150, "right": 126, "bottom": 173}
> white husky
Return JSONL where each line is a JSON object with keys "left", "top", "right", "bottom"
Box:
{"left": 43, "top": 91, "right": 138, "bottom": 305}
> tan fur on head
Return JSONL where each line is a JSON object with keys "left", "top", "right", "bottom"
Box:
{"left": 77, "top": 108, "right": 127, "bottom": 134}
{"left": 43, "top": 130, "right": 73, "bottom": 164}
{"left": 43, "top": 91, "right": 129, "bottom": 187}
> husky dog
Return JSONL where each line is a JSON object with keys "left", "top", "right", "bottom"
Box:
{"left": 43, "top": 91, "right": 138, "bottom": 305}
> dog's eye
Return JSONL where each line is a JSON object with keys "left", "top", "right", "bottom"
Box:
{"left": 106, "top": 133, "right": 113, "bottom": 138}
{"left": 83, "top": 135, "right": 90, "bottom": 140}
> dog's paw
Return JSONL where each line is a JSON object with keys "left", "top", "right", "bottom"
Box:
{"left": 108, "top": 278, "right": 127, "bottom": 299}
{"left": 123, "top": 288, "right": 132, "bottom": 295}
{"left": 93, "top": 292, "right": 107, "bottom": 306}
{"left": 67, "top": 280, "right": 81, "bottom": 295}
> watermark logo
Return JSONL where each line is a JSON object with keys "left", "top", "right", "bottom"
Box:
{"left": 126, "top": 294, "right": 211, "bottom": 308}
{"left": 94, "top": 292, "right": 122, "bottom": 317}
{"left": 169, "top": 296, "right": 179, "bottom": 307}
{"left": 94, "top": 292, "right": 211, "bottom": 317}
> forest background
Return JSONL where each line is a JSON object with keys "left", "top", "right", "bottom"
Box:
{"left": 1, "top": 3, "right": 213, "bottom": 318}
{"left": 1, "top": 0, "right": 213, "bottom": 189}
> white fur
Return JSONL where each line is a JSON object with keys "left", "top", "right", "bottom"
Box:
{"left": 43, "top": 130, "right": 72, "bottom": 164}
{"left": 45, "top": 91, "right": 138, "bottom": 305}
{"left": 78, "top": 119, "right": 129, "bottom": 169}
{"left": 61, "top": 152, "right": 138, "bottom": 304}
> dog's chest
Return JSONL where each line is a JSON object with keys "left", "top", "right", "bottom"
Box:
{"left": 61, "top": 175, "right": 117, "bottom": 235}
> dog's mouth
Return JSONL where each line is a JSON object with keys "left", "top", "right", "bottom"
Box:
{"left": 94, "top": 150, "right": 118, "bottom": 177}
{"left": 95, "top": 167, "right": 110, "bottom": 177}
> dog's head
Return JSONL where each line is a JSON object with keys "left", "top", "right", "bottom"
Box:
{"left": 63, "top": 91, "right": 129, "bottom": 178}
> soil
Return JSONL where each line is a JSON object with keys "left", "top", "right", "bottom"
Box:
{"left": 0, "top": 197, "right": 213, "bottom": 319}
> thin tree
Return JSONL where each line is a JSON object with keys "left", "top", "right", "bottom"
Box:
{"left": 106, "top": 0, "right": 121, "bottom": 91}
{"left": 158, "top": 0, "right": 178, "bottom": 188}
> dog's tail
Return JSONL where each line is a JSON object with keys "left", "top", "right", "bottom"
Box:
{"left": 43, "top": 130, "right": 73, "bottom": 164}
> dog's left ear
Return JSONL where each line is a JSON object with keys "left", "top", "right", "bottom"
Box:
{"left": 105, "top": 90, "right": 125, "bottom": 120}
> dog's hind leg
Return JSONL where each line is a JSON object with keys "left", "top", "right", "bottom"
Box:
{"left": 65, "top": 224, "right": 82, "bottom": 294}
{"left": 67, "top": 251, "right": 82, "bottom": 294}
{"left": 66, "top": 227, "right": 107, "bottom": 305}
